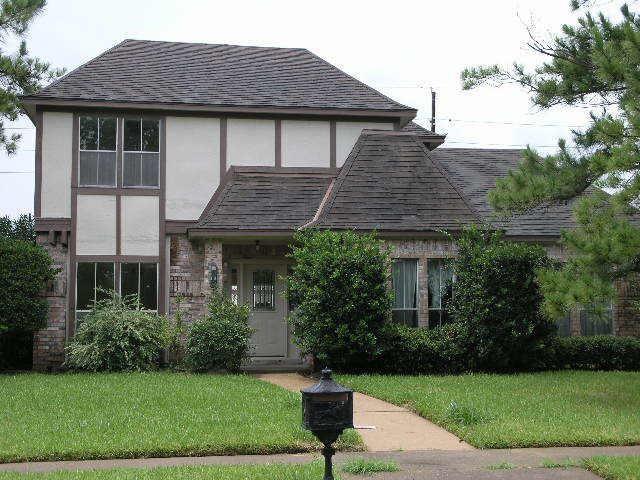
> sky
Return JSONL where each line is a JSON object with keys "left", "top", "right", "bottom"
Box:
{"left": 0, "top": 0, "right": 624, "bottom": 217}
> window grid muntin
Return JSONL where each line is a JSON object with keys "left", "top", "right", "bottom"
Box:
{"left": 120, "top": 262, "right": 158, "bottom": 311}
{"left": 123, "top": 118, "right": 160, "bottom": 188}
{"left": 78, "top": 116, "right": 117, "bottom": 187}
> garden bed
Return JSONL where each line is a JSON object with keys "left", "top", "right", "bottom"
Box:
{"left": 0, "top": 373, "right": 361, "bottom": 463}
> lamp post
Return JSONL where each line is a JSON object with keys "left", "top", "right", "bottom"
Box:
{"left": 301, "top": 368, "right": 354, "bottom": 480}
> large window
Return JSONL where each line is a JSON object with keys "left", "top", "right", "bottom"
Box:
{"left": 427, "top": 258, "right": 454, "bottom": 329}
{"left": 121, "top": 263, "right": 158, "bottom": 310}
{"left": 79, "top": 116, "right": 116, "bottom": 186}
{"left": 392, "top": 259, "right": 418, "bottom": 327}
{"left": 123, "top": 118, "right": 160, "bottom": 187}
{"left": 580, "top": 303, "right": 613, "bottom": 335}
{"left": 76, "top": 262, "right": 115, "bottom": 321}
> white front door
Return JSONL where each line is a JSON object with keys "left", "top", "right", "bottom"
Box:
{"left": 243, "top": 264, "right": 287, "bottom": 357}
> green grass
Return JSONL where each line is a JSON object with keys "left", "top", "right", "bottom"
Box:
{"left": 541, "top": 458, "right": 581, "bottom": 468}
{"left": 584, "top": 456, "right": 640, "bottom": 480}
{"left": 0, "top": 372, "right": 362, "bottom": 463}
{"left": 340, "top": 457, "right": 400, "bottom": 475}
{"left": 337, "top": 371, "right": 640, "bottom": 448}
{"left": 0, "top": 463, "right": 333, "bottom": 480}
{"left": 486, "top": 461, "right": 516, "bottom": 470}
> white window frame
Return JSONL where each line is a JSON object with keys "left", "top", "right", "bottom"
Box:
{"left": 122, "top": 117, "right": 160, "bottom": 189}
{"left": 78, "top": 116, "right": 117, "bottom": 187}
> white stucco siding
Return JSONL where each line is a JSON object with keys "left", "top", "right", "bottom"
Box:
{"left": 227, "top": 118, "right": 275, "bottom": 167}
{"left": 335, "top": 121, "right": 394, "bottom": 167}
{"left": 76, "top": 195, "right": 116, "bottom": 255}
{"left": 121, "top": 196, "right": 159, "bottom": 256}
{"left": 281, "top": 120, "right": 330, "bottom": 167}
{"left": 165, "top": 116, "right": 220, "bottom": 220}
{"left": 41, "top": 112, "right": 73, "bottom": 217}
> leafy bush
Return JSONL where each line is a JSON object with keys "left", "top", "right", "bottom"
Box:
{"left": 449, "top": 227, "right": 556, "bottom": 372}
{"left": 0, "top": 238, "right": 55, "bottom": 335}
{"left": 184, "top": 289, "right": 252, "bottom": 372}
{"left": 65, "top": 293, "right": 169, "bottom": 372}
{"left": 552, "top": 335, "right": 640, "bottom": 371}
{"left": 287, "top": 230, "right": 393, "bottom": 370}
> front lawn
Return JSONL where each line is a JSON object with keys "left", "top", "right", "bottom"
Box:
{"left": 0, "top": 373, "right": 361, "bottom": 463}
{"left": 338, "top": 371, "right": 640, "bottom": 448}
{"left": 0, "top": 463, "right": 330, "bottom": 480}
{"left": 584, "top": 456, "right": 640, "bottom": 480}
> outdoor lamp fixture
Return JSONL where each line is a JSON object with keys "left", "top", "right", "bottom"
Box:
{"left": 301, "top": 368, "right": 354, "bottom": 480}
{"left": 208, "top": 264, "right": 218, "bottom": 288}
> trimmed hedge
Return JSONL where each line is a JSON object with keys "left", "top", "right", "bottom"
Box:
{"left": 553, "top": 335, "right": 640, "bottom": 371}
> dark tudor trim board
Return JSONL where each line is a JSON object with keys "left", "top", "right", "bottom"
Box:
{"left": 34, "top": 111, "right": 43, "bottom": 217}
{"left": 68, "top": 112, "right": 79, "bottom": 338}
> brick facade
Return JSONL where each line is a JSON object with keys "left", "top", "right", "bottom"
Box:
{"left": 33, "top": 233, "right": 69, "bottom": 371}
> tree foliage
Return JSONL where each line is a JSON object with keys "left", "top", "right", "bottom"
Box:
{"left": 287, "top": 230, "right": 393, "bottom": 370}
{"left": 0, "top": 0, "right": 62, "bottom": 154}
{"left": 461, "top": 1, "right": 640, "bottom": 316}
{"left": 0, "top": 213, "right": 35, "bottom": 242}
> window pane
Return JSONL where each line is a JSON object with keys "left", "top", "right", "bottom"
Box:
{"left": 392, "top": 310, "right": 417, "bottom": 327}
{"left": 95, "top": 262, "right": 114, "bottom": 302}
{"left": 79, "top": 117, "right": 98, "bottom": 150}
{"left": 557, "top": 314, "right": 571, "bottom": 336}
{"left": 76, "top": 263, "right": 95, "bottom": 310}
{"left": 393, "top": 260, "right": 417, "bottom": 309}
{"left": 428, "top": 259, "right": 442, "bottom": 309}
{"left": 141, "top": 153, "right": 159, "bottom": 186}
{"left": 253, "top": 269, "right": 275, "bottom": 310}
{"left": 141, "top": 119, "right": 159, "bottom": 152}
{"left": 124, "top": 119, "right": 141, "bottom": 151}
{"left": 121, "top": 263, "right": 139, "bottom": 300}
{"left": 98, "top": 118, "right": 116, "bottom": 150}
{"left": 79, "top": 151, "right": 98, "bottom": 186}
{"left": 140, "top": 263, "right": 157, "bottom": 310}
{"left": 97, "top": 152, "right": 116, "bottom": 186}
{"left": 123, "top": 152, "right": 141, "bottom": 186}
{"left": 580, "top": 305, "right": 613, "bottom": 336}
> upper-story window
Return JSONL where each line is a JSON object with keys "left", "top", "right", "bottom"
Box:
{"left": 123, "top": 118, "right": 159, "bottom": 187}
{"left": 79, "top": 116, "right": 117, "bottom": 186}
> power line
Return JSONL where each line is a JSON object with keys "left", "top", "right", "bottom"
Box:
{"left": 0, "top": 171, "right": 34, "bottom": 173}
{"left": 419, "top": 117, "right": 587, "bottom": 128}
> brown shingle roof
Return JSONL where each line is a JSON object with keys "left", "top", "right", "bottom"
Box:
{"left": 309, "top": 132, "right": 479, "bottom": 231}
{"left": 27, "top": 40, "right": 415, "bottom": 114}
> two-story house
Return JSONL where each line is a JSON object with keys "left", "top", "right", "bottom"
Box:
{"left": 23, "top": 40, "right": 639, "bottom": 371}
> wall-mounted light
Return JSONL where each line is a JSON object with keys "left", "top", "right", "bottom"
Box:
{"left": 208, "top": 263, "right": 219, "bottom": 289}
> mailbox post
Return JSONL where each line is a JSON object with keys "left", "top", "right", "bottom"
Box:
{"left": 301, "top": 368, "right": 354, "bottom": 480}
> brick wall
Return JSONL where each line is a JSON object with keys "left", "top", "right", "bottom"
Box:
{"left": 33, "top": 233, "right": 68, "bottom": 371}
{"left": 614, "top": 278, "right": 640, "bottom": 336}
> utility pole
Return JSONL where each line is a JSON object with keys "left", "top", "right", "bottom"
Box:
{"left": 430, "top": 88, "right": 436, "bottom": 133}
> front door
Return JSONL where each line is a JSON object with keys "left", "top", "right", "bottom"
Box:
{"left": 243, "top": 264, "right": 287, "bottom": 357}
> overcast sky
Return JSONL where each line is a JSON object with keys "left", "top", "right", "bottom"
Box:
{"left": 0, "top": 0, "right": 623, "bottom": 217}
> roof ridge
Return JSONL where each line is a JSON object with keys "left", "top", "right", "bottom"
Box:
{"left": 121, "top": 38, "right": 308, "bottom": 51}
{"left": 196, "top": 166, "right": 238, "bottom": 225}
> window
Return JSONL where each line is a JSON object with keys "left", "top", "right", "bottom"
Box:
{"left": 123, "top": 118, "right": 160, "bottom": 187}
{"left": 79, "top": 116, "right": 116, "bottom": 186}
{"left": 556, "top": 314, "right": 572, "bottom": 336}
{"left": 580, "top": 303, "right": 613, "bottom": 335}
{"left": 121, "top": 263, "right": 158, "bottom": 310}
{"left": 427, "top": 258, "right": 454, "bottom": 329}
{"left": 76, "top": 262, "right": 115, "bottom": 322}
{"left": 252, "top": 269, "right": 275, "bottom": 310}
{"left": 392, "top": 259, "right": 418, "bottom": 327}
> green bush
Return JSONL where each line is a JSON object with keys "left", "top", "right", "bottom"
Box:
{"left": 287, "top": 230, "right": 393, "bottom": 370}
{"left": 553, "top": 335, "right": 640, "bottom": 370}
{"left": 450, "top": 227, "right": 556, "bottom": 372}
{"left": 184, "top": 289, "right": 252, "bottom": 372}
{"left": 65, "top": 293, "right": 169, "bottom": 372}
{"left": 0, "top": 238, "right": 55, "bottom": 335}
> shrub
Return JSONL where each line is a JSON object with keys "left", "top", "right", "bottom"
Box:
{"left": 184, "top": 289, "right": 252, "bottom": 372}
{"left": 552, "top": 335, "right": 640, "bottom": 371}
{"left": 449, "top": 227, "right": 556, "bottom": 372}
{"left": 287, "top": 230, "right": 393, "bottom": 371}
{"left": 65, "top": 293, "right": 169, "bottom": 372}
{"left": 0, "top": 238, "right": 55, "bottom": 335}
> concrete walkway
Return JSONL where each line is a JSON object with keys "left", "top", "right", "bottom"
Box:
{"left": 2, "top": 446, "right": 640, "bottom": 477}
{"left": 254, "top": 372, "right": 473, "bottom": 452}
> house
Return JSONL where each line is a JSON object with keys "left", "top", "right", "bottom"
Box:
{"left": 23, "top": 40, "right": 639, "bottom": 371}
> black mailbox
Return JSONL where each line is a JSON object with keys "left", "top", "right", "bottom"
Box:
{"left": 301, "top": 368, "right": 353, "bottom": 480}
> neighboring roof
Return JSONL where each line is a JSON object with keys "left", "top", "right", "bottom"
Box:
{"left": 400, "top": 121, "right": 446, "bottom": 149}
{"left": 194, "top": 167, "right": 335, "bottom": 233}
{"left": 432, "top": 148, "right": 578, "bottom": 237}
{"left": 23, "top": 40, "right": 416, "bottom": 120}
{"left": 309, "top": 132, "right": 479, "bottom": 231}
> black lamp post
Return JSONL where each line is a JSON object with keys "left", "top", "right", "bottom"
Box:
{"left": 301, "top": 368, "right": 354, "bottom": 480}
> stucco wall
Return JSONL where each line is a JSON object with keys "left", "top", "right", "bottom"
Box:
{"left": 336, "top": 121, "right": 393, "bottom": 167}
{"left": 227, "top": 118, "right": 275, "bottom": 167}
{"left": 165, "top": 116, "right": 220, "bottom": 220}
{"left": 41, "top": 112, "right": 73, "bottom": 217}
{"left": 281, "top": 120, "right": 330, "bottom": 167}
{"left": 121, "top": 196, "right": 159, "bottom": 255}
{"left": 76, "top": 195, "right": 116, "bottom": 255}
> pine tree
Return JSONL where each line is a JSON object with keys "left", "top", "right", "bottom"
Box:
{"left": 0, "top": 0, "right": 62, "bottom": 154}
{"left": 461, "top": 2, "right": 640, "bottom": 317}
